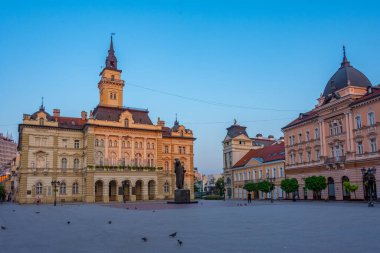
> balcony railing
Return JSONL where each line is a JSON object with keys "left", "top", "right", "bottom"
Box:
{"left": 87, "top": 165, "right": 163, "bottom": 172}
{"left": 324, "top": 156, "right": 346, "bottom": 165}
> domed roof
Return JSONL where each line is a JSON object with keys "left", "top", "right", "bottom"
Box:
{"left": 323, "top": 47, "right": 372, "bottom": 97}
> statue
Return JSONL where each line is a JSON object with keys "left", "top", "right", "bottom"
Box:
{"left": 174, "top": 159, "right": 186, "bottom": 189}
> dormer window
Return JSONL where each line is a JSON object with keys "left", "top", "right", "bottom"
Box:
{"left": 125, "top": 119, "right": 129, "bottom": 127}
{"left": 111, "top": 75, "right": 115, "bottom": 81}
{"left": 39, "top": 118, "right": 44, "bottom": 126}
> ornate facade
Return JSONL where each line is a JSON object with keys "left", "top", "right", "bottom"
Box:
{"left": 282, "top": 48, "right": 379, "bottom": 200}
{"left": 17, "top": 37, "right": 195, "bottom": 204}
{"left": 222, "top": 121, "right": 282, "bottom": 199}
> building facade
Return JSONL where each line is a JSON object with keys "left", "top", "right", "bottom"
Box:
{"left": 0, "top": 133, "right": 17, "bottom": 167}
{"left": 17, "top": 37, "right": 195, "bottom": 204}
{"left": 231, "top": 143, "right": 285, "bottom": 200}
{"left": 282, "top": 48, "right": 379, "bottom": 200}
{"left": 222, "top": 121, "right": 281, "bottom": 199}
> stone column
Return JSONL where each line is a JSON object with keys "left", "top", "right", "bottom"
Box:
{"left": 131, "top": 137, "right": 135, "bottom": 165}
{"left": 117, "top": 181, "right": 123, "bottom": 202}
{"left": 103, "top": 181, "right": 109, "bottom": 203}
{"left": 118, "top": 136, "right": 122, "bottom": 164}
{"left": 348, "top": 113, "right": 355, "bottom": 152}
{"left": 143, "top": 138, "right": 147, "bottom": 166}
{"left": 105, "top": 135, "right": 109, "bottom": 161}
{"left": 345, "top": 112, "right": 351, "bottom": 153}
{"left": 142, "top": 181, "right": 149, "bottom": 200}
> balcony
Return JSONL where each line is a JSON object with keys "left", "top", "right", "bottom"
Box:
{"left": 324, "top": 156, "right": 346, "bottom": 165}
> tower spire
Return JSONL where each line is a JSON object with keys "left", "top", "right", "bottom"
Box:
{"left": 105, "top": 33, "right": 118, "bottom": 69}
{"left": 341, "top": 45, "right": 351, "bottom": 67}
{"left": 39, "top": 96, "right": 45, "bottom": 111}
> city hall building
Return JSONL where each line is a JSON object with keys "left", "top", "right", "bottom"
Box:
{"left": 282, "top": 48, "right": 379, "bottom": 200}
{"left": 17, "top": 37, "right": 195, "bottom": 204}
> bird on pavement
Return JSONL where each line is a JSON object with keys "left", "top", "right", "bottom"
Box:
{"left": 169, "top": 232, "right": 177, "bottom": 238}
{"left": 134, "top": 207, "right": 137, "bottom": 210}
{"left": 177, "top": 240, "right": 183, "bottom": 246}
{"left": 108, "top": 221, "right": 112, "bottom": 224}
{"left": 67, "top": 221, "right": 71, "bottom": 224}
{"left": 142, "top": 237, "right": 148, "bottom": 242}
{"left": 35, "top": 211, "right": 40, "bottom": 214}
{"left": 12, "top": 210, "right": 15, "bottom": 212}
{"left": 1, "top": 226, "right": 6, "bottom": 230}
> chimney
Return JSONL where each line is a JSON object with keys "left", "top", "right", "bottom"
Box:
{"left": 53, "top": 109, "right": 60, "bottom": 118}
{"left": 81, "top": 111, "right": 87, "bottom": 120}
{"left": 157, "top": 117, "right": 165, "bottom": 127}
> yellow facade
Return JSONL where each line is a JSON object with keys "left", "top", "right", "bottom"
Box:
{"left": 17, "top": 38, "right": 195, "bottom": 204}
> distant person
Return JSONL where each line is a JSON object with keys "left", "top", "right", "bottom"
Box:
{"left": 248, "top": 192, "right": 252, "bottom": 203}
{"left": 36, "top": 194, "right": 41, "bottom": 205}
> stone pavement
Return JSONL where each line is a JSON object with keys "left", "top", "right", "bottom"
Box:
{"left": 0, "top": 200, "right": 379, "bottom": 253}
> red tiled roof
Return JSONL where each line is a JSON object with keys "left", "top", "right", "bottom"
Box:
{"left": 350, "top": 87, "right": 380, "bottom": 106}
{"left": 282, "top": 110, "right": 318, "bottom": 130}
{"left": 57, "top": 117, "right": 86, "bottom": 130}
{"left": 233, "top": 142, "right": 285, "bottom": 168}
{"left": 93, "top": 105, "right": 153, "bottom": 125}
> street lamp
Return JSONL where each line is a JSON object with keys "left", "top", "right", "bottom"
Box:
{"left": 51, "top": 180, "right": 61, "bottom": 206}
{"left": 267, "top": 175, "right": 275, "bottom": 203}
{"left": 361, "top": 168, "right": 376, "bottom": 207}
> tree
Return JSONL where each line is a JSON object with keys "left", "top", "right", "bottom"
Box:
{"left": 215, "top": 177, "right": 225, "bottom": 196}
{"left": 258, "top": 180, "right": 271, "bottom": 199}
{"left": 280, "top": 178, "right": 299, "bottom": 199}
{"left": 0, "top": 184, "right": 5, "bottom": 202}
{"left": 343, "top": 181, "right": 359, "bottom": 199}
{"left": 243, "top": 182, "right": 258, "bottom": 193}
{"left": 304, "top": 176, "right": 327, "bottom": 200}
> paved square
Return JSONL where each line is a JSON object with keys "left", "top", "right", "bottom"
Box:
{"left": 0, "top": 200, "right": 379, "bottom": 253}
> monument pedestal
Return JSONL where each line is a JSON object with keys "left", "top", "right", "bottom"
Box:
{"left": 167, "top": 189, "right": 198, "bottom": 204}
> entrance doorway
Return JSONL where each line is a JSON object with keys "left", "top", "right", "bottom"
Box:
{"left": 95, "top": 180, "right": 103, "bottom": 202}
{"left": 109, "top": 180, "right": 117, "bottom": 201}
{"left": 135, "top": 180, "right": 143, "bottom": 200}
{"left": 328, "top": 177, "right": 336, "bottom": 200}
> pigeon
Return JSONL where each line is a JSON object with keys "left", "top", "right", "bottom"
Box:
{"left": 1, "top": 226, "right": 6, "bottom": 230}
{"left": 177, "top": 240, "right": 183, "bottom": 246}
{"left": 142, "top": 237, "right": 148, "bottom": 242}
{"left": 12, "top": 210, "right": 15, "bottom": 212}
{"left": 67, "top": 221, "right": 71, "bottom": 224}
{"left": 152, "top": 210, "right": 156, "bottom": 213}
{"left": 134, "top": 207, "right": 137, "bottom": 210}
{"left": 169, "top": 232, "right": 177, "bottom": 238}
{"left": 35, "top": 211, "right": 40, "bottom": 214}
{"left": 126, "top": 207, "right": 129, "bottom": 210}
{"left": 108, "top": 221, "right": 112, "bottom": 224}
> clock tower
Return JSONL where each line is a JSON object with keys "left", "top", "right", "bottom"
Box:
{"left": 98, "top": 35, "right": 124, "bottom": 108}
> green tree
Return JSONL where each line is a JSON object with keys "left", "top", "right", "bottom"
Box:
{"left": 194, "top": 183, "right": 200, "bottom": 193}
{"left": 0, "top": 184, "right": 5, "bottom": 201}
{"left": 258, "top": 180, "right": 271, "bottom": 199}
{"left": 304, "top": 176, "right": 327, "bottom": 200}
{"left": 215, "top": 177, "right": 225, "bottom": 196}
{"left": 243, "top": 182, "right": 258, "bottom": 193}
{"left": 343, "top": 181, "right": 359, "bottom": 199}
{"left": 280, "top": 178, "right": 299, "bottom": 199}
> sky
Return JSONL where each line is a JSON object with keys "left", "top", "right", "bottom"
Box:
{"left": 0, "top": 0, "right": 379, "bottom": 174}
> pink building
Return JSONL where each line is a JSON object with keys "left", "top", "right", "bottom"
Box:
{"left": 0, "top": 133, "right": 17, "bottom": 167}
{"left": 282, "top": 48, "right": 379, "bottom": 200}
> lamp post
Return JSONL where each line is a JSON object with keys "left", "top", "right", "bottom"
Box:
{"left": 267, "top": 176, "right": 275, "bottom": 203}
{"left": 51, "top": 180, "right": 60, "bottom": 206}
{"left": 361, "top": 168, "right": 376, "bottom": 207}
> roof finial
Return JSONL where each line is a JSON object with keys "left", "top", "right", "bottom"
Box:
{"left": 341, "top": 45, "right": 351, "bottom": 67}
{"left": 233, "top": 118, "right": 237, "bottom": 125}
{"left": 174, "top": 113, "right": 179, "bottom": 125}
{"left": 39, "top": 96, "right": 45, "bottom": 111}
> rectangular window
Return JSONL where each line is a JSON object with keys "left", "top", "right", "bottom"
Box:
{"left": 370, "top": 138, "right": 377, "bottom": 153}
{"left": 316, "top": 150, "right": 320, "bottom": 161}
{"left": 299, "top": 153, "right": 303, "bottom": 163}
{"left": 74, "top": 140, "right": 80, "bottom": 149}
{"left": 357, "top": 141, "right": 364, "bottom": 155}
{"left": 369, "top": 112, "right": 375, "bottom": 127}
{"left": 356, "top": 116, "right": 362, "bottom": 129}
{"left": 307, "top": 151, "right": 311, "bottom": 162}
{"left": 62, "top": 139, "right": 67, "bottom": 148}
{"left": 280, "top": 167, "right": 283, "bottom": 177}
{"left": 259, "top": 170, "right": 262, "bottom": 179}
{"left": 315, "top": 128, "right": 320, "bottom": 139}
{"left": 298, "top": 133, "right": 302, "bottom": 143}
{"left": 164, "top": 145, "right": 169, "bottom": 153}
{"left": 306, "top": 131, "right": 310, "bottom": 141}
{"left": 272, "top": 168, "right": 276, "bottom": 178}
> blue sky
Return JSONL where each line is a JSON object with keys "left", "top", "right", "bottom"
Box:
{"left": 0, "top": 0, "right": 379, "bottom": 174}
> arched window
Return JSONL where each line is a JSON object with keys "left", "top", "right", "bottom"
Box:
{"left": 61, "top": 158, "right": 67, "bottom": 169}
{"left": 147, "top": 154, "right": 154, "bottom": 167}
{"left": 139, "top": 142, "right": 142, "bottom": 149}
{"left": 164, "top": 182, "right": 169, "bottom": 193}
{"left": 110, "top": 152, "right": 117, "bottom": 165}
{"left": 368, "top": 112, "right": 375, "bottom": 127}
{"left": 60, "top": 182, "right": 66, "bottom": 194}
{"left": 152, "top": 143, "right": 155, "bottom": 149}
{"left": 125, "top": 119, "right": 129, "bottom": 127}
{"left": 96, "top": 151, "right": 104, "bottom": 166}
{"left": 122, "top": 141, "right": 125, "bottom": 148}
{"left": 147, "top": 143, "right": 150, "bottom": 149}
{"left": 164, "top": 161, "right": 169, "bottom": 171}
{"left": 100, "top": 139, "right": 104, "bottom": 147}
{"left": 127, "top": 141, "right": 130, "bottom": 148}
{"left": 36, "top": 182, "right": 43, "bottom": 195}
{"left": 39, "top": 118, "right": 44, "bottom": 126}
{"left": 123, "top": 153, "right": 130, "bottom": 165}
{"left": 72, "top": 183, "right": 79, "bottom": 194}
{"left": 114, "top": 140, "right": 117, "bottom": 147}
{"left": 135, "top": 142, "right": 138, "bottom": 148}
{"left": 109, "top": 140, "right": 112, "bottom": 147}
{"left": 355, "top": 115, "right": 362, "bottom": 129}
{"left": 95, "top": 139, "right": 99, "bottom": 146}
{"left": 135, "top": 153, "right": 142, "bottom": 166}
{"left": 74, "top": 158, "right": 80, "bottom": 169}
